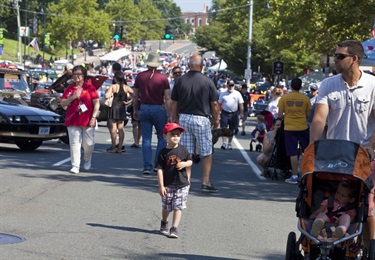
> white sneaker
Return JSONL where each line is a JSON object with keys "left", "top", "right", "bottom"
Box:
{"left": 227, "top": 143, "right": 232, "bottom": 150}
{"left": 70, "top": 167, "right": 79, "bottom": 174}
{"left": 83, "top": 161, "right": 91, "bottom": 171}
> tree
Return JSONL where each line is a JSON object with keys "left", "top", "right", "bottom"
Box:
{"left": 136, "top": 0, "right": 165, "bottom": 41}
{"left": 48, "top": 0, "right": 110, "bottom": 57}
{"left": 105, "top": 0, "right": 143, "bottom": 45}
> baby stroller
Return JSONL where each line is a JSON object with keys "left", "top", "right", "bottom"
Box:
{"left": 249, "top": 110, "right": 273, "bottom": 152}
{"left": 286, "top": 139, "right": 374, "bottom": 260}
{"left": 264, "top": 120, "right": 292, "bottom": 180}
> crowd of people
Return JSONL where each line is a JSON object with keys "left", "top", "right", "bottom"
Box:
{"left": 57, "top": 39, "right": 374, "bottom": 243}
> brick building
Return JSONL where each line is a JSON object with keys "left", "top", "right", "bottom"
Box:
{"left": 182, "top": 5, "right": 209, "bottom": 35}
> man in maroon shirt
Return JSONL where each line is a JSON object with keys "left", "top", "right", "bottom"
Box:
{"left": 133, "top": 53, "right": 171, "bottom": 174}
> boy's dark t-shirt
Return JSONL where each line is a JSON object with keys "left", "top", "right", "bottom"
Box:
{"left": 157, "top": 145, "right": 192, "bottom": 189}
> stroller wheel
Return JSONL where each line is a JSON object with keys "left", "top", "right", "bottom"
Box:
{"left": 285, "top": 232, "right": 297, "bottom": 260}
{"left": 369, "top": 239, "right": 375, "bottom": 260}
{"left": 256, "top": 144, "right": 262, "bottom": 152}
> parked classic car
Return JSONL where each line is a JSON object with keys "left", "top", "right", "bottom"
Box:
{"left": 0, "top": 101, "right": 66, "bottom": 150}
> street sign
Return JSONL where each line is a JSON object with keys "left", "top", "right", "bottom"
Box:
{"left": 18, "top": 26, "right": 30, "bottom": 37}
{"left": 244, "top": 69, "right": 252, "bottom": 79}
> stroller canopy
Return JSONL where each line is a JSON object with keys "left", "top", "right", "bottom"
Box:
{"left": 301, "top": 139, "right": 371, "bottom": 182}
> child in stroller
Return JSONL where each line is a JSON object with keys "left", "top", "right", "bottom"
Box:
{"left": 250, "top": 110, "right": 273, "bottom": 152}
{"left": 286, "top": 139, "right": 374, "bottom": 260}
{"left": 309, "top": 180, "right": 357, "bottom": 242}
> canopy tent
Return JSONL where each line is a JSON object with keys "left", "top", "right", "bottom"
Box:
{"left": 361, "top": 38, "right": 375, "bottom": 66}
{"left": 99, "top": 48, "right": 131, "bottom": 61}
{"left": 207, "top": 60, "right": 227, "bottom": 71}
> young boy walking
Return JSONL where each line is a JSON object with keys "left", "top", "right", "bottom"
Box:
{"left": 156, "top": 123, "right": 193, "bottom": 238}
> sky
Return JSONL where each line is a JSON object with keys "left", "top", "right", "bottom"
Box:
{"left": 174, "top": 0, "right": 212, "bottom": 12}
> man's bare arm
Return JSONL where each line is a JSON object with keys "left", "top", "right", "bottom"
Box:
{"left": 309, "top": 103, "right": 328, "bottom": 143}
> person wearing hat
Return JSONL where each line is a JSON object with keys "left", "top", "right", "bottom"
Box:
{"left": 307, "top": 83, "right": 319, "bottom": 125}
{"left": 218, "top": 80, "right": 244, "bottom": 149}
{"left": 156, "top": 123, "right": 192, "bottom": 238}
{"left": 133, "top": 52, "right": 171, "bottom": 175}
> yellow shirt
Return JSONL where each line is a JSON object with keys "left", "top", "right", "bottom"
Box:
{"left": 278, "top": 92, "right": 312, "bottom": 131}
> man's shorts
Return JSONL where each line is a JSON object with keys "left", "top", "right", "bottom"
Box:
{"left": 179, "top": 114, "right": 212, "bottom": 157}
{"left": 162, "top": 185, "right": 190, "bottom": 213}
{"left": 284, "top": 129, "right": 310, "bottom": 157}
{"left": 220, "top": 110, "right": 239, "bottom": 131}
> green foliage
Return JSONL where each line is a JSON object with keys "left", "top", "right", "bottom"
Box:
{"left": 137, "top": 0, "right": 166, "bottom": 40}
{"left": 197, "top": 0, "right": 375, "bottom": 76}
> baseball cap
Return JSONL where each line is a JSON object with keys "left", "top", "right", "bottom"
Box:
{"left": 310, "top": 83, "right": 319, "bottom": 90}
{"left": 163, "top": 123, "right": 185, "bottom": 135}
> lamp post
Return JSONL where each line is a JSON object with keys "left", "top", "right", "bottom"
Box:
{"left": 14, "top": 0, "right": 22, "bottom": 63}
{"left": 41, "top": 7, "right": 46, "bottom": 62}
{"left": 245, "top": 0, "right": 253, "bottom": 87}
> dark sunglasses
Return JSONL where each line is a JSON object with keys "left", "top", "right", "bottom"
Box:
{"left": 173, "top": 71, "right": 182, "bottom": 75}
{"left": 334, "top": 53, "right": 353, "bottom": 60}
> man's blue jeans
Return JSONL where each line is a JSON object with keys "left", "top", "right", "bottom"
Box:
{"left": 138, "top": 104, "right": 167, "bottom": 171}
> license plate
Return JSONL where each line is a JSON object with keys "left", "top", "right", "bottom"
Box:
{"left": 38, "top": 126, "right": 50, "bottom": 135}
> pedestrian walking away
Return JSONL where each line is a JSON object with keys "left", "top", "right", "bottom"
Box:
{"left": 278, "top": 77, "right": 312, "bottom": 184}
{"left": 156, "top": 123, "right": 193, "bottom": 238}
{"left": 171, "top": 54, "right": 220, "bottom": 192}
{"left": 105, "top": 71, "right": 133, "bottom": 153}
{"left": 60, "top": 65, "right": 100, "bottom": 174}
{"left": 310, "top": 39, "right": 375, "bottom": 248}
{"left": 133, "top": 52, "right": 171, "bottom": 175}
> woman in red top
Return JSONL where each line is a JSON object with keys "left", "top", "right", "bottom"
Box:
{"left": 61, "top": 65, "right": 100, "bottom": 174}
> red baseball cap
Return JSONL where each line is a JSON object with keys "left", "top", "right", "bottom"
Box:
{"left": 163, "top": 123, "right": 185, "bottom": 135}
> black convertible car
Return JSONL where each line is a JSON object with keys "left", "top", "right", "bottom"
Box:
{"left": 0, "top": 101, "right": 66, "bottom": 150}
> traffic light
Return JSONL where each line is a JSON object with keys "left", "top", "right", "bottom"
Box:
{"left": 29, "top": 19, "right": 34, "bottom": 33}
{"left": 113, "top": 26, "right": 120, "bottom": 40}
{"left": 272, "top": 61, "right": 284, "bottom": 75}
{"left": 33, "top": 18, "right": 38, "bottom": 34}
{"left": 164, "top": 25, "right": 174, "bottom": 40}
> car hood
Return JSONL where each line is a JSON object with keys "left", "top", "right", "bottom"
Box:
{"left": 0, "top": 101, "right": 61, "bottom": 117}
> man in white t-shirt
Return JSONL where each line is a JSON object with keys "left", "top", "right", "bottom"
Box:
{"left": 219, "top": 80, "right": 244, "bottom": 150}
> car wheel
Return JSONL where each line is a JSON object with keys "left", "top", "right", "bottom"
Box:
{"left": 15, "top": 140, "right": 43, "bottom": 151}
{"left": 3, "top": 97, "right": 28, "bottom": 106}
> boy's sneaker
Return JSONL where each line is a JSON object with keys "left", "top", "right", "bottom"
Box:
{"left": 168, "top": 226, "right": 178, "bottom": 238}
{"left": 285, "top": 175, "right": 299, "bottom": 184}
{"left": 160, "top": 220, "right": 169, "bottom": 235}
{"left": 221, "top": 143, "right": 227, "bottom": 150}
{"left": 201, "top": 183, "right": 219, "bottom": 193}
{"left": 227, "top": 143, "right": 232, "bottom": 150}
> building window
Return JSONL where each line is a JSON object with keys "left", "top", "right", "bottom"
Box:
{"left": 206, "top": 18, "right": 208, "bottom": 25}
{"left": 186, "top": 18, "right": 189, "bottom": 23}
{"left": 198, "top": 18, "right": 202, "bottom": 26}
{"left": 191, "top": 19, "right": 195, "bottom": 24}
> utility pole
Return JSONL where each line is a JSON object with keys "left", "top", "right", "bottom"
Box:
{"left": 14, "top": 0, "right": 22, "bottom": 63}
{"left": 245, "top": 0, "right": 253, "bottom": 87}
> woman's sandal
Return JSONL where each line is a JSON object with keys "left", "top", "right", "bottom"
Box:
{"left": 116, "top": 147, "right": 124, "bottom": 153}
{"left": 107, "top": 148, "right": 117, "bottom": 153}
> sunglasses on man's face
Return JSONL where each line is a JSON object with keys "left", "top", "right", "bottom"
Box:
{"left": 334, "top": 53, "right": 353, "bottom": 60}
{"left": 173, "top": 71, "right": 182, "bottom": 75}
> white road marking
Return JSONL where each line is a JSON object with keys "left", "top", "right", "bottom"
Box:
{"left": 232, "top": 136, "right": 266, "bottom": 180}
{"left": 53, "top": 157, "right": 71, "bottom": 166}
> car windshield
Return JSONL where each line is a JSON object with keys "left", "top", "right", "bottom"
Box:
{"left": 0, "top": 72, "right": 30, "bottom": 93}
